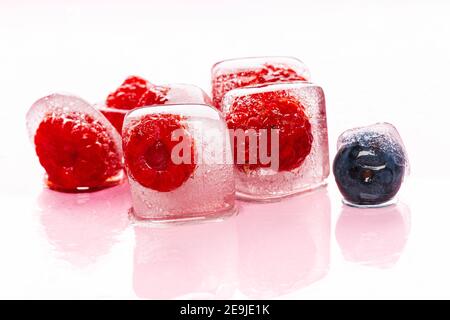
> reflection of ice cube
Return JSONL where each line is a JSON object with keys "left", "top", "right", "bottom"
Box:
{"left": 97, "top": 84, "right": 211, "bottom": 135}
{"left": 38, "top": 183, "right": 130, "bottom": 267}
{"left": 124, "top": 104, "right": 236, "bottom": 222}
{"left": 211, "top": 56, "right": 310, "bottom": 109}
{"left": 336, "top": 202, "right": 411, "bottom": 268}
{"left": 222, "top": 81, "right": 329, "bottom": 201}
{"left": 237, "top": 187, "right": 331, "bottom": 298}
{"left": 133, "top": 217, "right": 238, "bottom": 299}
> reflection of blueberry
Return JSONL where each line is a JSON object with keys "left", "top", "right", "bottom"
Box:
{"left": 333, "top": 142, "right": 405, "bottom": 206}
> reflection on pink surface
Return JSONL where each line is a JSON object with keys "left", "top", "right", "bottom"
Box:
{"left": 335, "top": 202, "right": 411, "bottom": 268}
{"left": 237, "top": 187, "right": 331, "bottom": 298}
{"left": 133, "top": 218, "right": 238, "bottom": 299}
{"left": 38, "top": 183, "right": 131, "bottom": 266}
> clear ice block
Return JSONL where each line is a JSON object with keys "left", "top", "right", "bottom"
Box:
{"left": 98, "top": 83, "right": 211, "bottom": 134}
{"left": 211, "top": 56, "right": 310, "bottom": 110}
{"left": 123, "top": 104, "right": 236, "bottom": 222}
{"left": 333, "top": 122, "right": 409, "bottom": 207}
{"left": 222, "top": 81, "right": 329, "bottom": 201}
{"left": 26, "top": 93, "right": 124, "bottom": 192}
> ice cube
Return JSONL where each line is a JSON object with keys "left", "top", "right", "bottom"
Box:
{"left": 98, "top": 83, "right": 211, "bottom": 134}
{"left": 333, "top": 122, "right": 409, "bottom": 207}
{"left": 165, "top": 83, "right": 212, "bottom": 105}
{"left": 26, "top": 93, "right": 124, "bottom": 192}
{"left": 221, "top": 81, "right": 329, "bottom": 201}
{"left": 123, "top": 104, "right": 236, "bottom": 222}
{"left": 211, "top": 56, "right": 310, "bottom": 110}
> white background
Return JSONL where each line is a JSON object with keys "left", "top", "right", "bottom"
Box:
{"left": 1, "top": 0, "right": 450, "bottom": 299}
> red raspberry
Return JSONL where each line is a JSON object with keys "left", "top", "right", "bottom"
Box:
{"left": 123, "top": 114, "right": 196, "bottom": 192}
{"left": 212, "top": 63, "right": 306, "bottom": 108}
{"left": 100, "top": 109, "right": 126, "bottom": 134}
{"left": 226, "top": 91, "right": 313, "bottom": 172}
{"left": 137, "top": 85, "right": 169, "bottom": 107}
{"left": 34, "top": 112, "right": 123, "bottom": 191}
{"left": 106, "top": 76, "right": 168, "bottom": 110}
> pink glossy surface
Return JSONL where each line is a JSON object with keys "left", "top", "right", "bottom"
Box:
{"left": 38, "top": 183, "right": 131, "bottom": 267}
{"left": 336, "top": 203, "right": 410, "bottom": 268}
{"left": 133, "top": 217, "right": 238, "bottom": 299}
{"left": 0, "top": 177, "right": 421, "bottom": 299}
{"left": 237, "top": 188, "right": 330, "bottom": 298}
{"left": 16, "top": 182, "right": 335, "bottom": 299}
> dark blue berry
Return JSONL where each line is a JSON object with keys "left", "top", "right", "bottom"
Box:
{"left": 333, "top": 140, "right": 406, "bottom": 206}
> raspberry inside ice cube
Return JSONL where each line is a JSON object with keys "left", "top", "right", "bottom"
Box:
{"left": 97, "top": 106, "right": 128, "bottom": 134}
{"left": 225, "top": 91, "right": 313, "bottom": 172}
{"left": 106, "top": 75, "right": 168, "bottom": 110}
{"left": 212, "top": 57, "right": 310, "bottom": 109}
{"left": 123, "top": 104, "right": 236, "bottom": 222}
{"left": 26, "top": 93, "right": 123, "bottom": 192}
{"left": 100, "top": 79, "right": 211, "bottom": 135}
{"left": 123, "top": 113, "right": 196, "bottom": 192}
{"left": 222, "top": 81, "right": 329, "bottom": 201}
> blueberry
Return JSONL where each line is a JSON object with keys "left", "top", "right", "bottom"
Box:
{"left": 333, "top": 139, "right": 406, "bottom": 206}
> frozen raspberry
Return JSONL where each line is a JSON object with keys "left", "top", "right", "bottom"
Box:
{"left": 213, "top": 64, "right": 306, "bottom": 108}
{"left": 123, "top": 114, "right": 196, "bottom": 192}
{"left": 106, "top": 76, "right": 168, "bottom": 110}
{"left": 100, "top": 109, "right": 126, "bottom": 134}
{"left": 226, "top": 92, "right": 313, "bottom": 172}
{"left": 34, "top": 112, "right": 123, "bottom": 191}
{"left": 137, "top": 85, "right": 169, "bottom": 107}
